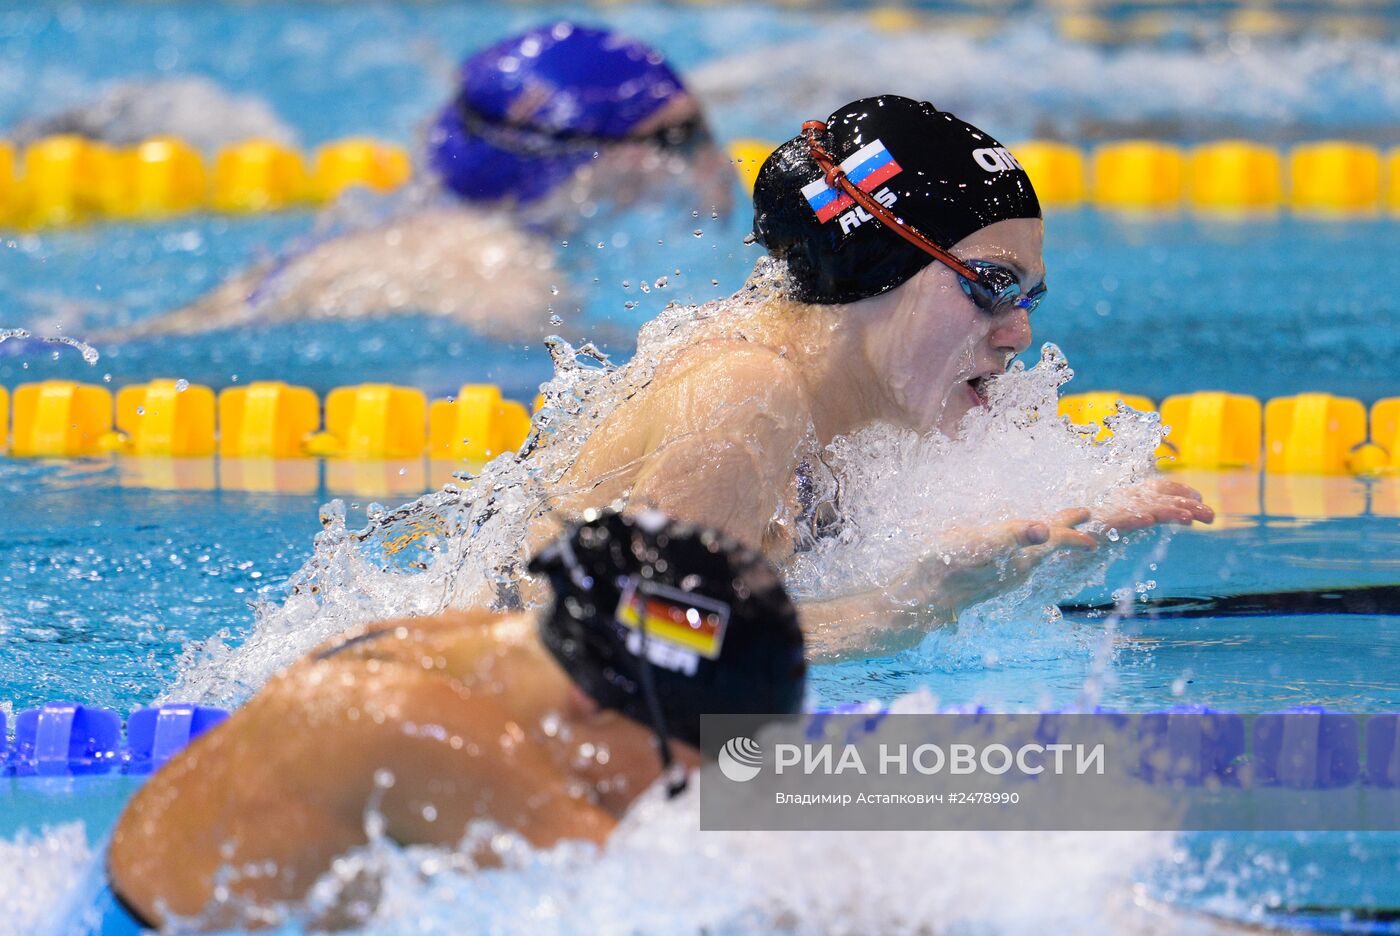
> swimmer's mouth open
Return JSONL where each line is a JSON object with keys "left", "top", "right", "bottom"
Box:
{"left": 966, "top": 373, "right": 998, "bottom": 407}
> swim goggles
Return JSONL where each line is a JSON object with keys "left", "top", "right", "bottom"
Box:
{"left": 802, "top": 121, "right": 1047, "bottom": 317}
{"left": 456, "top": 94, "right": 708, "bottom": 159}
{"left": 959, "top": 261, "right": 1047, "bottom": 317}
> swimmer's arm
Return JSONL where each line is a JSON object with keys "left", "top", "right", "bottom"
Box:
{"left": 795, "top": 514, "right": 1102, "bottom": 663}
{"left": 798, "top": 484, "right": 1214, "bottom": 662}
{"left": 109, "top": 661, "right": 614, "bottom": 931}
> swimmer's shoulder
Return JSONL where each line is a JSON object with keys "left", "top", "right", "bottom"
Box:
{"left": 647, "top": 338, "right": 811, "bottom": 424}
{"left": 306, "top": 608, "right": 520, "bottom": 664}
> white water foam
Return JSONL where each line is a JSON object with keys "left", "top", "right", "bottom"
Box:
{"left": 9, "top": 77, "right": 296, "bottom": 153}
{"left": 299, "top": 784, "right": 1182, "bottom": 936}
{"left": 161, "top": 694, "right": 1190, "bottom": 936}
{"left": 166, "top": 259, "right": 1167, "bottom": 712}
{"left": 66, "top": 263, "right": 1185, "bottom": 934}
{"left": 0, "top": 823, "right": 92, "bottom": 936}
{"left": 693, "top": 22, "right": 1400, "bottom": 141}
{"left": 786, "top": 343, "right": 1166, "bottom": 672}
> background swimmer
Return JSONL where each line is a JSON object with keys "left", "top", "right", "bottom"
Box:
{"left": 104, "top": 22, "right": 734, "bottom": 344}
{"left": 108, "top": 512, "right": 804, "bottom": 930}
{"left": 548, "top": 96, "right": 1213, "bottom": 658}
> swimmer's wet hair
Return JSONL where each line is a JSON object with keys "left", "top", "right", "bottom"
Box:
{"left": 530, "top": 510, "right": 806, "bottom": 751}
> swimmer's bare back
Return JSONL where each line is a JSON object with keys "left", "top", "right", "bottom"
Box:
{"left": 108, "top": 610, "right": 650, "bottom": 931}
{"left": 102, "top": 209, "right": 564, "bottom": 344}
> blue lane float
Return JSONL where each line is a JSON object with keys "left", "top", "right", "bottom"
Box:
{"left": 123, "top": 704, "right": 229, "bottom": 774}
{"left": 1, "top": 700, "right": 1397, "bottom": 791}
{"left": 5, "top": 702, "right": 227, "bottom": 777}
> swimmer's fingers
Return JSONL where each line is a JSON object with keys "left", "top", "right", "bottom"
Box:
{"left": 1052, "top": 507, "right": 1092, "bottom": 529}
{"left": 1147, "top": 478, "right": 1204, "bottom": 501}
{"left": 1009, "top": 525, "right": 1099, "bottom": 576}
{"left": 1135, "top": 493, "right": 1216, "bottom": 525}
{"left": 1037, "top": 523, "right": 1099, "bottom": 553}
{"left": 1139, "top": 479, "right": 1214, "bottom": 523}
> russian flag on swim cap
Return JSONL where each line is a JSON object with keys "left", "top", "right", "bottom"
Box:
{"left": 800, "top": 139, "right": 903, "bottom": 224}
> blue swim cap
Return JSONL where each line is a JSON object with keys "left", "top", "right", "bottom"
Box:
{"left": 428, "top": 22, "right": 699, "bottom": 204}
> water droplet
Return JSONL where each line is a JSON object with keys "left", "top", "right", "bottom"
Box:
{"left": 175, "top": 379, "right": 189, "bottom": 392}
{"left": 693, "top": 229, "right": 704, "bottom": 238}
{"left": 653, "top": 276, "right": 668, "bottom": 289}
{"left": 711, "top": 279, "right": 720, "bottom": 287}
{"left": 691, "top": 209, "right": 699, "bottom": 218}
{"left": 560, "top": 240, "right": 569, "bottom": 248}
{"left": 639, "top": 282, "right": 651, "bottom": 294}
{"left": 621, "top": 280, "right": 631, "bottom": 289}
{"left": 742, "top": 232, "right": 758, "bottom": 245}
{"left": 549, "top": 285, "right": 559, "bottom": 296}
{"left": 549, "top": 314, "right": 562, "bottom": 326}
{"left": 102, "top": 373, "right": 112, "bottom": 383}
{"left": 135, "top": 406, "right": 145, "bottom": 416}
{"left": 1106, "top": 528, "right": 1120, "bottom": 542}
{"left": 398, "top": 467, "right": 407, "bottom": 476}
{"left": 596, "top": 242, "right": 604, "bottom": 249}
{"left": 624, "top": 301, "right": 637, "bottom": 310}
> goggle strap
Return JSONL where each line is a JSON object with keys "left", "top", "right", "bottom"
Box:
{"left": 625, "top": 585, "right": 688, "bottom": 800}
{"left": 802, "top": 121, "right": 983, "bottom": 285}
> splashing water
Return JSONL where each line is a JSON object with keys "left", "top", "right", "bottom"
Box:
{"left": 694, "top": 22, "right": 1400, "bottom": 142}
{"left": 165, "top": 260, "right": 1168, "bottom": 706}
{"left": 785, "top": 343, "right": 1166, "bottom": 672}
{"left": 61, "top": 260, "right": 1189, "bottom": 935}
{"left": 162, "top": 265, "right": 785, "bottom": 705}
{"left": 290, "top": 784, "right": 1179, "bottom": 936}
{"left": 0, "top": 329, "right": 99, "bottom": 365}
{"left": 0, "top": 823, "right": 93, "bottom": 936}
{"left": 146, "top": 694, "right": 1182, "bottom": 936}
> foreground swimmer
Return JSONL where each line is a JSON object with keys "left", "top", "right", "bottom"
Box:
{"left": 109, "top": 511, "right": 804, "bottom": 930}
{"left": 111, "top": 23, "right": 732, "bottom": 343}
{"left": 552, "top": 95, "right": 1213, "bottom": 656}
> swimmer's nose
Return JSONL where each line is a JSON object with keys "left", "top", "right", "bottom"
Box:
{"left": 991, "top": 307, "right": 1032, "bottom": 355}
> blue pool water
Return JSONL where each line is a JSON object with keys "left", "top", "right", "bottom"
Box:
{"left": 2, "top": 1, "right": 1400, "bottom": 933}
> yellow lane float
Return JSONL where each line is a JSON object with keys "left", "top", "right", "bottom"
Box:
{"left": 11, "top": 380, "right": 113, "bottom": 457}
{"left": 429, "top": 384, "right": 532, "bottom": 463}
{"left": 218, "top": 381, "right": 321, "bottom": 458}
{"left": 306, "top": 384, "right": 427, "bottom": 459}
{"left": 1158, "top": 392, "right": 1262, "bottom": 470}
{"left": 104, "top": 380, "right": 216, "bottom": 457}
{"left": 1264, "top": 392, "right": 1368, "bottom": 474}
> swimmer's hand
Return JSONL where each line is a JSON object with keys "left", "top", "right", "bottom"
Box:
{"left": 1084, "top": 478, "right": 1215, "bottom": 539}
{"left": 908, "top": 480, "right": 1213, "bottom": 613}
{"left": 906, "top": 508, "right": 1101, "bottom": 614}
{"left": 800, "top": 511, "right": 1100, "bottom": 661}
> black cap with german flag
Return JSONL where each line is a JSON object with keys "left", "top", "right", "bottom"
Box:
{"left": 753, "top": 95, "right": 1041, "bottom": 305}
{"left": 529, "top": 510, "right": 805, "bottom": 752}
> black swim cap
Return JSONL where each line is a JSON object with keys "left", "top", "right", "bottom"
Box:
{"left": 753, "top": 95, "right": 1041, "bottom": 305}
{"left": 530, "top": 511, "right": 805, "bottom": 750}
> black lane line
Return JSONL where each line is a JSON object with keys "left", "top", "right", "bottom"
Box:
{"left": 1061, "top": 584, "right": 1400, "bottom": 620}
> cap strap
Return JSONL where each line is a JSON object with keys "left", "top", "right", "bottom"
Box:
{"left": 802, "top": 121, "right": 983, "bottom": 284}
